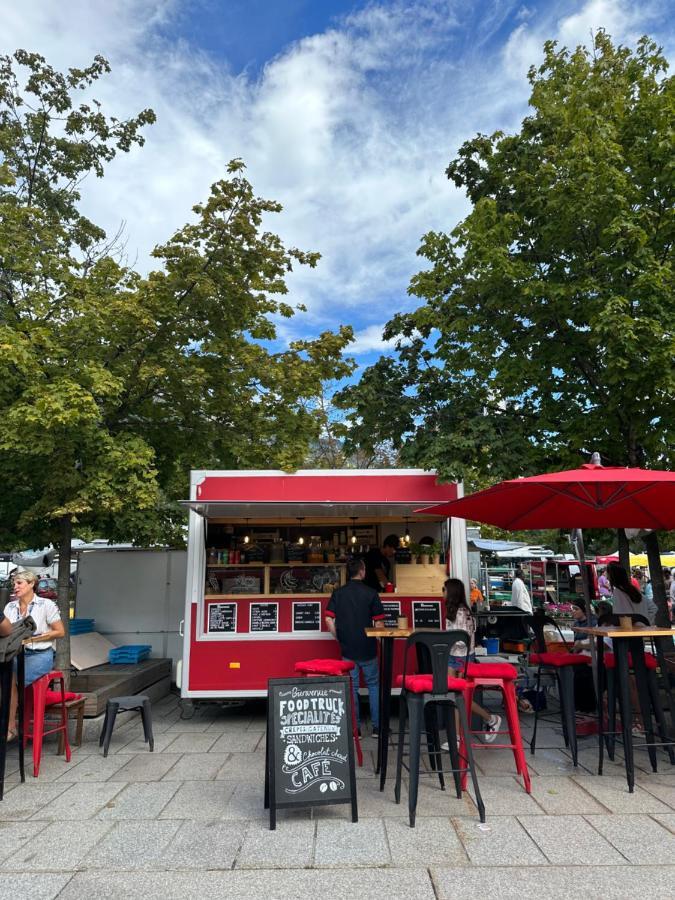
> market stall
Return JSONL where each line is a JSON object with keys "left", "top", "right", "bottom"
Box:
{"left": 178, "top": 469, "right": 463, "bottom": 699}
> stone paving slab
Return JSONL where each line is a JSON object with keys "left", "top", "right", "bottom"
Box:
{"left": 431, "top": 864, "right": 675, "bottom": 899}
{"left": 0, "top": 821, "right": 49, "bottom": 862}
{"left": 107, "top": 753, "right": 182, "bottom": 782}
{"left": 237, "top": 819, "right": 316, "bottom": 868}
{"left": 465, "top": 775, "right": 545, "bottom": 816}
{"left": 0, "top": 782, "right": 70, "bottom": 820}
{"left": 159, "top": 780, "right": 236, "bottom": 819}
{"left": 82, "top": 819, "right": 182, "bottom": 869}
{"left": 314, "top": 818, "right": 390, "bottom": 867}
{"left": 518, "top": 814, "right": 627, "bottom": 865}
{"left": 58, "top": 867, "right": 437, "bottom": 900}
{"left": 208, "top": 731, "right": 264, "bottom": 753}
{"left": 164, "top": 732, "right": 220, "bottom": 754}
{"left": 114, "top": 733, "right": 179, "bottom": 754}
{"left": 159, "top": 820, "right": 245, "bottom": 869}
{"left": 651, "top": 812, "right": 675, "bottom": 833}
{"left": 571, "top": 775, "right": 672, "bottom": 814}
{"left": 0, "top": 873, "right": 73, "bottom": 900}
{"left": 34, "top": 782, "right": 125, "bottom": 821}
{"left": 96, "top": 781, "right": 180, "bottom": 820}
{"left": 453, "top": 816, "right": 548, "bottom": 866}
{"left": 384, "top": 816, "right": 468, "bottom": 866}
{"left": 527, "top": 775, "right": 608, "bottom": 814}
{"left": 161, "top": 752, "right": 230, "bottom": 781}
{"left": 584, "top": 813, "right": 675, "bottom": 864}
{"left": 55, "top": 753, "right": 131, "bottom": 782}
{"left": 1, "top": 820, "right": 113, "bottom": 871}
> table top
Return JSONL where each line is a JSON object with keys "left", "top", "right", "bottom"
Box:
{"left": 365, "top": 628, "right": 414, "bottom": 638}
{"left": 573, "top": 625, "right": 675, "bottom": 639}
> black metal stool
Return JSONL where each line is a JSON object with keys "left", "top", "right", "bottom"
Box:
{"left": 99, "top": 695, "right": 154, "bottom": 757}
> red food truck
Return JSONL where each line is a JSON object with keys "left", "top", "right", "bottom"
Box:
{"left": 178, "top": 469, "right": 464, "bottom": 699}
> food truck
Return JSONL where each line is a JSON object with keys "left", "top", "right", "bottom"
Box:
{"left": 178, "top": 469, "right": 464, "bottom": 699}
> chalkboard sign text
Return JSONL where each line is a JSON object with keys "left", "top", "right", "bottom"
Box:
{"left": 207, "top": 602, "right": 237, "bottom": 634}
{"left": 292, "top": 601, "right": 322, "bottom": 632}
{"left": 381, "top": 600, "right": 401, "bottom": 628}
{"left": 412, "top": 600, "right": 442, "bottom": 630}
{"left": 250, "top": 602, "right": 278, "bottom": 633}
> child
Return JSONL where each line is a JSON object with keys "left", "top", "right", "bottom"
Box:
{"left": 444, "top": 578, "right": 501, "bottom": 742}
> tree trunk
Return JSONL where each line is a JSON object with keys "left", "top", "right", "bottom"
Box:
{"left": 617, "top": 529, "right": 631, "bottom": 574}
{"left": 644, "top": 531, "right": 670, "bottom": 627}
{"left": 56, "top": 514, "right": 72, "bottom": 688}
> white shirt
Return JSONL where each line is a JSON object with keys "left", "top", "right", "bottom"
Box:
{"left": 511, "top": 577, "right": 532, "bottom": 614}
{"left": 4, "top": 595, "right": 61, "bottom": 650}
{"left": 611, "top": 587, "right": 644, "bottom": 617}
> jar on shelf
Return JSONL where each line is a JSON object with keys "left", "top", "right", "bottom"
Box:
{"left": 308, "top": 536, "right": 323, "bottom": 563}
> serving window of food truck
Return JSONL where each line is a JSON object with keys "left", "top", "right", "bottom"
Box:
{"left": 179, "top": 469, "right": 463, "bottom": 698}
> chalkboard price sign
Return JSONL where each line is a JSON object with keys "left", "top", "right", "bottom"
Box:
{"left": 412, "top": 600, "right": 442, "bottom": 630}
{"left": 250, "top": 602, "right": 278, "bottom": 633}
{"left": 381, "top": 600, "right": 401, "bottom": 628}
{"left": 292, "top": 601, "right": 322, "bottom": 632}
{"left": 207, "top": 602, "right": 237, "bottom": 633}
{"left": 264, "top": 676, "right": 358, "bottom": 829}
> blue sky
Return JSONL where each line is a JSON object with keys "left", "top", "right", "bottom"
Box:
{"left": 2, "top": 1, "right": 673, "bottom": 372}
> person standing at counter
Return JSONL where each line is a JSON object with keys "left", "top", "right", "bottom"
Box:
{"left": 325, "top": 557, "right": 386, "bottom": 736}
{"left": 510, "top": 568, "right": 533, "bottom": 614}
{"left": 363, "top": 534, "right": 399, "bottom": 592}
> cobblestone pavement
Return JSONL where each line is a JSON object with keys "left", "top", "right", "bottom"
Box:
{"left": 0, "top": 692, "right": 673, "bottom": 899}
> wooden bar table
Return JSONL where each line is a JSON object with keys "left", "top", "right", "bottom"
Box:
{"left": 573, "top": 625, "right": 675, "bottom": 792}
{"left": 365, "top": 627, "right": 412, "bottom": 791}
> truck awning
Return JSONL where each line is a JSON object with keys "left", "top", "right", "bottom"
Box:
{"left": 181, "top": 469, "right": 458, "bottom": 520}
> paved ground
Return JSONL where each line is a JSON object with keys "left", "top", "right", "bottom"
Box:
{"left": 0, "top": 691, "right": 674, "bottom": 899}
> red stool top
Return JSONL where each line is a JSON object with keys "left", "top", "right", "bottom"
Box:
{"left": 530, "top": 652, "right": 591, "bottom": 667}
{"left": 395, "top": 674, "right": 468, "bottom": 693}
{"left": 466, "top": 662, "right": 518, "bottom": 680}
{"left": 295, "top": 659, "right": 355, "bottom": 676}
{"left": 604, "top": 652, "right": 658, "bottom": 671}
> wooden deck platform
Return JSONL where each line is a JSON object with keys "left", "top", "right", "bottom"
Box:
{"left": 69, "top": 658, "right": 172, "bottom": 716}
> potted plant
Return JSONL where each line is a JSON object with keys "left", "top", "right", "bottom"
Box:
{"left": 409, "top": 543, "right": 423, "bottom": 564}
{"left": 419, "top": 543, "right": 432, "bottom": 565}
{"left": 428, "top": 541, "right": 442, "bottom": 565}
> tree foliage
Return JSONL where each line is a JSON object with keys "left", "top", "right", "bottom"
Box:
{"left": 337, "top": 33, "right": 674, "bottom": 485}
{"left": 0, "top": 50, "right": 353, "bottom": 671}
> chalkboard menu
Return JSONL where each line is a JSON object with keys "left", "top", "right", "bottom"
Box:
{"left": 412, "top": 600, "right": 442, "bottom": 629}
{"left": 381, "top": 600, "right": 401, "bottom": 628}
{"left": 207, "top": 602, "right": 237, "bottom": 633}
{"left": 292, "top": 601, "right": 322, "bottom": 632}
{"left": 264, "top": 676, "right": 357, "bottom": 829}
{"left": 250, "top": 602, "right": 278, "bottom": 633}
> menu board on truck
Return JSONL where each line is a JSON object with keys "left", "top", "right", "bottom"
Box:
{"left": 265, "top": 676, "right": 358, "bottom": 829}
{"left": 250, "top": 602, "right": 279, "bottom": 633}
{"left": 207, "top": 602, "right": 237, "bottom": 633}
{"left": 381, "top": 600, "right": 401, "bottom": 628}
{"left": 292, "top": 601, "right": 322, "bottom": 632}
{"left": 412, "top": 600, "right": 442, "bottom": 630}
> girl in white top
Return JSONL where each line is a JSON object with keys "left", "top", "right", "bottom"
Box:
{"left": 444, "top": 578, "right": 501, "bottom": 743}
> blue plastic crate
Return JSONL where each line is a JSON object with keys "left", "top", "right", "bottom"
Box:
{"left": 70, "top": 618, "right": 95, "bottom": 635}
{"left": 108, "top": 644, "right": 151, "bottom": 664}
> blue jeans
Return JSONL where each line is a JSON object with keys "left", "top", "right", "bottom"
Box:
{"left": 345, "top": 657, "right": 379, "bottom": 728}
{"left": 14, "top": 648, "right": 55, "bottom": 685}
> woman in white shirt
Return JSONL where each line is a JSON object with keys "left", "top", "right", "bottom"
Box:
{"left": 607, "top": 563, "right": 645, "bottom": 616}
{"left": 4, "top": 570, "right": 64, "bottom": 742}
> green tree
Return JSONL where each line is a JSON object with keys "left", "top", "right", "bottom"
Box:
{"left": 337, "top": 32, "right": 674, "bottom": 485}
{"left": 0, "top": 51, "right": 353, "bottom": 675}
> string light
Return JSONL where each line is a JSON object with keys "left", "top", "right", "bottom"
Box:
{"left": 350, "top": 517, "right": 358, "bottom": 545}
{"left": 297, "top": 517, "right": 305, "bottom": 545}
{"left": 243, "top": 518, "right": 250, "bottom": 544}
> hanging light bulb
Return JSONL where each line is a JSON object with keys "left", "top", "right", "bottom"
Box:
{"left": 404, "top": 518, "right": 411, "bottom": 545}
{"left": 243, "top": 518, "right": 250, "bottom": 544}
{"left": 350, "top": 517, "right": 358, "bottom": 545}
{"left": 297, "top": 517, "right": 305, "bottom": 544}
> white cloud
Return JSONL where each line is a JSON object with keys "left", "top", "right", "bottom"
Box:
{"left": 350, "top": 324, "right": 398, "bottom": 355}
{"left": 2, "top": 0, "right": 672, "bottom": 348}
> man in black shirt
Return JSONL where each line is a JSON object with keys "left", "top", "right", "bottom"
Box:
{"left": 364, "top": 534, "right": 399, "bottom": 592}
{"left": 325, "top": 557, "right": 386, "bottom": 735}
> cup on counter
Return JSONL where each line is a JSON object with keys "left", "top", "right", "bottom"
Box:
{"left": 384, "top": 582, "right": 394, "bottom": 593}
{"left": 619, "top": 616, "right": 632, "bottom": 630}
{"left": 397, "top": 616, "right": 408, "bottom": 630}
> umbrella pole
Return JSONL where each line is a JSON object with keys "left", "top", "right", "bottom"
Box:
{"left": 571, "top": 529, "right": 599, "bottom": 699}
{"left": 644, "top": 532, "right": 670, "bottom": 628}
{"left": 617, "top": 529, "right": 631, "bottom": 574}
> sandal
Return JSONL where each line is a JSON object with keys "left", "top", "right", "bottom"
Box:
{"left": 6, "top": 729, "right": 17, "bottom": 743}
{"left": 518, "top": 697, "right": 534, "bottom": 714}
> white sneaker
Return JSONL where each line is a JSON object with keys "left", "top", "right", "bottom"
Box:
{"left": 440, "top": 739, "right": 461, "bottom": 751}
{"left": 484, "top": 715, "right": 502, "bottom": 743}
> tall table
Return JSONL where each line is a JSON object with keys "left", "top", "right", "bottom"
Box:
{"left": 0, "top": 647, "right": 26, "bottom": 800}
{"left": 365, "top": 627, "right": 412, "bottom": 791}
{"left": 573, "top": 625, "right": 675, "bottom": 792}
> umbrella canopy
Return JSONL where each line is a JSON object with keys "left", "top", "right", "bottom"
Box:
{"left": 596, "top": 552, "right": 675, "bottom": 568}
{"left": 416, "top": 464, "right": 675, "bottom": 530}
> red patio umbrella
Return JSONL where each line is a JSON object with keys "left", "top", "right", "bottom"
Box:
{"left": 415, "top": 463, "right": 675, "bottom": 531}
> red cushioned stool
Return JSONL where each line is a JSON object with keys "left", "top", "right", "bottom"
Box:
{"left": 527, "top": 613, "right": 592, "bottom": 767}
{"left": 23, "top": 671, "right": 71, "bottom": 777}
{"left": 461, "top": 661, "right": 531, "bottom": 793}
{"left": 394, "top": 631, "right": 485, "bottom": 827}
{"left": 294, "top": 659, "right": 363, "bottom": 767}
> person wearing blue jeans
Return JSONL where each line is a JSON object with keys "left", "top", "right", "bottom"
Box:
{"left": 325, "top": 557, "right": 386, "bottom": 736}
